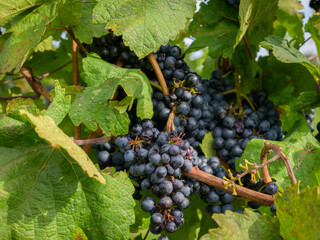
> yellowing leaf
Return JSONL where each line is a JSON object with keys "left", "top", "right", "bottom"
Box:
{"left": 19, "top": 109, "right": 105, "bottom": 184}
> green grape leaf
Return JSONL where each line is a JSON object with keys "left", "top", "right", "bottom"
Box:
{"left": 200, "top": 132, "right": 216, "bottom": 159}
{"left": 6, "top": 98, "right": 39, "bottom": 120}
{"left": 187, "top": 0, "right": 238, "bottom": 58}
{"left": 291, "top": 91, "right": 320, "bottom": 112}
{"left": 44, "top": 80, "right": 71, "bottom": 125}
{"left": 200, "top": 209, "right": 279, "bottom": 240}
{"left": 305, "top": 13, "right": 320, "bottom": 61}
{"left": 19, "top": 109, "right": 105, "bottom": 184}
{"left": 260, "top": 35, "right": 320, "bottom": 85}
{"left": 188, "top": 20, "right": 239, "bottom": 59}
{"left": 48, "top": 0, "right": 82, "bottom": 28}
{"left": 34, "top": 36, "right": 54, "bottom": 52}
{"left": 236, "top": 117, "right": 320, "bottom": 190}
{"left": 0, "top": 1, "right": 59, "bottom": 73}
{"left": 275, "top": 183, "right": 320, "bottom": 240}
{"left": 72, "top": 0, "right": 108, "bottom": 44}
{"left": 0, "top": 116, "right": 135, "bottom": 239}
{"left": 274, "top": 0, "right": 304, "bottom": 48}
{"left": 0, "top": 0, "right": 45, "bottom": 26}
{"left": 69, "top": 54, "right": 153, "bottom": 136}
{"left": 189, "top": 0, "right": 238, "bottom": 33}
{"left": 92, "top": 0, "right": 197, "bottom": 58}
{"left": 236, "top": 0, "right": 279, "bottom": 52}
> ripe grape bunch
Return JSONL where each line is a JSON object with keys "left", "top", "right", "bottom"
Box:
{"left": 96, "top": 119, "right": 199, "bottom": 236}
{"left": 91, "top": 36, "right": 285, "bottom": 238}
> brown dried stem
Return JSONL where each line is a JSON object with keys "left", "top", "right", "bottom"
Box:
{"left": 20, "top": 67, "right": 51, "bottom": 100}
{"left": 261, "top": 141, "right": 297, "bottom": 186}
{"left": 66, "top": 27, "right": 88, "bottom": 56}
{"left": 147, "top": 53, "right": 169, "bottom": 96}
{"left": 166, "top": 108, "right": 176, "bottom": 133}
{"left": 182, "top": 168, "right": 274, "bottom": 206}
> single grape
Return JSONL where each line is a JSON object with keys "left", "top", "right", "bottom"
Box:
{"left": 206, "top": 191, "right": 219, "bottom": 204}
{"left": 159, "top": 181, "right": 173, "bottom": 195}
{"left": 141, "top": 197, "right": 156, "bottom": 212}
{"left": 265, "top": 182, "right": 278, "bottom": 195}
{"left": 159, "top": 196, "right": 173, "bottom": 209}
{"left": 151, "top": 213, "right": 164, "bottom": 227}
{"left": 172, "top": 192, "right": 185, "bottom": 204}
{"left": 165, "top": 221, "right": 177, "bottom": 233}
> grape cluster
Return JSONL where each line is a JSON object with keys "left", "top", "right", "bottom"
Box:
{"left": 84, "top": 31, "right": 141, "bottom": 68}
{"left": 91, "top": 37, "right": 285, "bottom": 238}
{"left": 210, "top": 88, "right": 283, "bottom": 170}
{"left": 97, "top": 119, "right": 200, "bottom": 235}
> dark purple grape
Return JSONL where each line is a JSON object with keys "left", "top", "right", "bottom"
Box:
{"left": 141, "top": 197, "right": 156, "bottom": 212}
{"left": 151, "top": 213, "right": 164, "bottom": 227}
{"left": 265, "top": 182, "right": 278, "bottom": 195}
{"left": 159, "top": 196, "right": 173, "bottom": 209}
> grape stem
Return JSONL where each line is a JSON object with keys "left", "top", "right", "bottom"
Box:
{"left": 72, "top": 39, "right": 81, "bottom": 140}
{"left": 82, "top": 128, "right": 104, "bottom": 153}
{"left": 230, "top": 155, "right": 279, "bottom": 186}
{"left": 222, "top": 89, "right": 255, "bottom": 111}
{"left": 74, "top": 136, "right": 111, "bottom": 145}
{"left": 243, "top": 35, "right": 253, "bottom": 60}
{"left": 260, "top": 141, "right": 297, "bottom": 186}
{"left": 182, "top": 167, "right": 274, "bottom": 206}
{"left": 143, "top": 229, "right": 150, "bottom": 240}
{"left": 66, "top": 27, "right": 88, "bottom": 56}
{"left": 0, "top": 95, "right": 39, "bottom": 100}
{"left": 20, "top": 66, "right": 51, "bottom": 100}
{"left": 147, "top": 53, "right": 169, "bottom": 96}
{"left": 298, "top": 36, "right": 312, "bottom": 50}
{"left": 149, "top": 81, "right": 163, "bottom": 92}
{"left": 35, "top": 60, "right": 72, "bottom": 80}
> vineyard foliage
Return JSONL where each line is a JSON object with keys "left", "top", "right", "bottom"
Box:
{"left": 0, "top": 0, "right": 320, "bottom": 239}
